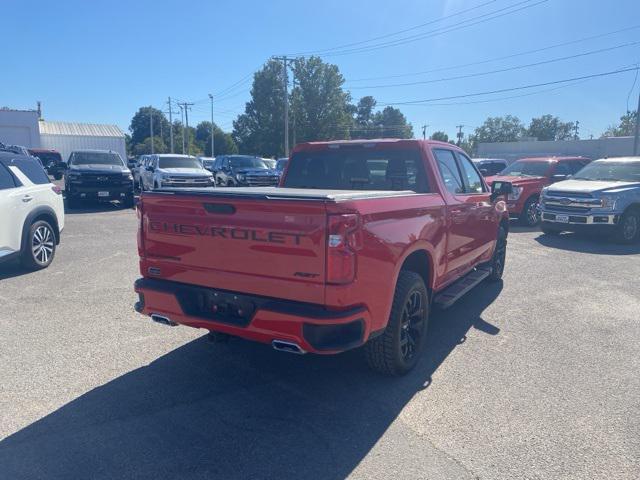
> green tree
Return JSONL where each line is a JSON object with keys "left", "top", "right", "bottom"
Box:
{"left": 195, "top": 121, "right": 238, "bottom": 156}
{"left": 527, "top": 115, "right": 574, "bottom": 141}
{"left": 474, "top": 115, "right": 525, "bottom": 143}
{"left": 233, "top": 59, "right": 287, "bottom": 157}
{"left": 291, "top": 56, "right": 353, "bottom": 144}
{"left": 602, "top": 110, "right": 637, "bottom": 137}
{"left": 132, "top": 136, "right": 167, "bottom": 155}
{"left": 430, "top": 131, "right": 449, "bottom": 142}
{"left": 373, "top": 106, "right": 413, "bottom": 139}
{"left": 129, "top": 106, "right": 170, "bottom": 147}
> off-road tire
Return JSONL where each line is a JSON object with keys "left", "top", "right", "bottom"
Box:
{"left": 365, "top": 271, "right": 429, "bottom": 376}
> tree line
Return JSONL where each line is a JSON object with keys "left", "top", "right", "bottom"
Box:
{"left": 126, "top": 55, "right": 637, "bottom": 158}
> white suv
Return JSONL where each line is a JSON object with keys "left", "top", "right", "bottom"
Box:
{"left": 0, "top": 151, "right": 64, "bottom": 270}
{"left": 139, "top": 154, "right": 214, "bottom": 190}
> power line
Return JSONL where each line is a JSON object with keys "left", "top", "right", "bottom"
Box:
{"left": 347, "top": 41, "right": 640, "bottom": 89}
{"left": 379, "top": 65, "right": 640, "bottom": 106}
{"left": 285, "top": 0, "right": 498, "bottom": 56}
{"left": 292, "top": 0, "right": 547, "bottom": 58}
{"left": 347, "top": 24, "right": 640, "bottom": 83}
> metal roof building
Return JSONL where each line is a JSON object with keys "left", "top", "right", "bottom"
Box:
{"left": 39, "top": 120, "right": 126, "bottom": 163}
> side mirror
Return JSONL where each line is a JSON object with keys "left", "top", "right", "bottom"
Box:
{"left": 490, "top": 181, "right": 513, "bottom": 202}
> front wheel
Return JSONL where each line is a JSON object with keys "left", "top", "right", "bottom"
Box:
{"left": 365, "top": 271, "right": 429, "bottom": 376}
{"left": 21, "top": 220, "right": 56, "bottom": 270}
{"left": 53, "top": 173, "right": 62, "bottom": 180}
{"left": 519, "top": 197, "right": 540, "bottom": 227}
{"left": 613, "top": 208, "right": 640, "bottom": 244}
{"left": 487, "top": 225, "right": 507, "bottom": 281}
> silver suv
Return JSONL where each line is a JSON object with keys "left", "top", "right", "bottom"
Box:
{"left": 139, "top": 154, "right": 214, "bottom": 190}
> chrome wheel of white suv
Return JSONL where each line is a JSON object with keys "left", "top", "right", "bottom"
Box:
{"left": 32, "top": 224, "right": 55, "bottom": 265}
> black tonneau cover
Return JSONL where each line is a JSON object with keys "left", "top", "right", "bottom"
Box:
{"left": 147, "top": 186, "right": 420, "bottom": 202}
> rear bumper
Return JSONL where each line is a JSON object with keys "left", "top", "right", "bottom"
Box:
{"left": 134, "top": 277, "right": 372, "bottom": 354}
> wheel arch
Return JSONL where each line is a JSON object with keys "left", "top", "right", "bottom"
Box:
{"left": 21, "top": 206, "right": 60, "bottom": 251}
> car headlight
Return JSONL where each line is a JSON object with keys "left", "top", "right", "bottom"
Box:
{"left": 598, "top": 196, "right": 616, "bottom": 210}
{"left": 508, "top": 186, "right": 523, "bottom": 201}
{"left": 236, "top": 173, "right": 245, "bottom": 181}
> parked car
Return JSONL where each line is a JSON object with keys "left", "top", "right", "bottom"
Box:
{"left": 198, "top": 156, "right": 216, "bottom": 173}
{"left": 0, "top": 150, "right": 64, "bottom": 270}
{"left": 28, "top": 148, "right": 65, "bottom": 180}
{"left": 214, "top": 155, "right": 279, "bottom": 187}
{"left": 486, "top": 156, "right": 590, "bottom": 226}
{"left": 134, "top": 139, "right": 512, "bottom": 375}
{"left": 472, "top": 158, "right": 508, "bottom": 177}
{"left": 539, "top": 157, "right": 640, "bottom": 243}
{"left": 64, "top": 149, "right": 134, "bottom": 208}
{"left": 131, "top": 155, "right": 146, "bottom": 189}
{"left": 275, "top": 158, "right": 288, "bottom": 176}
{"left": 139, "top": 154, "right": 214, "bottom": 191}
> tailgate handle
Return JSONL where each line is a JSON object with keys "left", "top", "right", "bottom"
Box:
{"left": 203, "top": 203, "right": 236, "bottom": 214}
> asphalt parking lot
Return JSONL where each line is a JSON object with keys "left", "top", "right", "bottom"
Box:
{"left": 1, "top": 199, "right": 639, "bottom": 480}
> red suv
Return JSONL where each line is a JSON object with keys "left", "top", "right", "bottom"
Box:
{"left": 486, "top": 156, "right": 590, "bottom": 226}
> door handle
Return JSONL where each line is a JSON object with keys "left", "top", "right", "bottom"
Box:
{"left": 22, "top": 195, "right": 33, "bottom": 203}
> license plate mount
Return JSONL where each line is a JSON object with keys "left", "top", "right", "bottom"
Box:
{"left": 555, "top": 214, "right": 569, "bottom": 223}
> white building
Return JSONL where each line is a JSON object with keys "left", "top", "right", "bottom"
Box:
{"left": 0, "top": 108, "right": 126, "bottom": 162}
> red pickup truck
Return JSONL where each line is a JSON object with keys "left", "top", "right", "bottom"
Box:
{"left": 134, "top": 139, "right": 512, "bottom": 375}
{"left": 486, "top": 156, "right": 590, "bottom": 226}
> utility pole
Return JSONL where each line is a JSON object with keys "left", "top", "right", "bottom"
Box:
{"left": 573, "top": 120, "right": 580, "bottom": 140}
{"left": 273, "top": 56, "right": 292, "bottom": 157}
{"left": 634, "top": 88, "right": 640, "bottom": 155}
{"left": 292, "top": 76, "right": 297, "bottom": 148}
{"left": 178, "top": 102, "right": 194, "bottom": 154}
{"left": 456, "top": 125, "right": 464, "bottom": 146}
{"left": 208, "top": 94, "right": 215, "bottom": 157}
{"left": 422, "top": 124, "right": 429, "bottom": 140}
{"left": 150, "top": 109, "right": 154, "bottom": 154}
{"left": 178, "top": 104, "right": 185, "bottom": 154}
{"left": 167, "top": 97, "right": 175, "bottom": 153}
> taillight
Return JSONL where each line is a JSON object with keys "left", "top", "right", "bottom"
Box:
{"left": 51, "top": 185, "right": 62, "bottom": 195}
{"left": 327, "top": 213, "right": 360, "bottom": 285}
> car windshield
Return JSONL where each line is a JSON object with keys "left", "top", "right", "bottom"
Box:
{"left": 158, "top": 156, "right": 202, "bottom": 169}
{"left": 501, "top": 160, "right": 551, "bottom": 177}
{"left": 71, "top": 152, "right": 123, "bottom": 166}
{"left": 572, "top": 161, "right": 640, "bottom": 182}
{"left": 230, "top": 157, "right": 267, "bottom": 169}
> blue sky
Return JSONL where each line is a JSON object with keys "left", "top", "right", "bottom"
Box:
{"left": 3, "top": 0, "right": 640, "bottom": 140}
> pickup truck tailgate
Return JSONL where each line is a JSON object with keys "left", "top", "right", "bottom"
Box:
{"left": 140, "top": 189, "right": 329, "bottom": 303}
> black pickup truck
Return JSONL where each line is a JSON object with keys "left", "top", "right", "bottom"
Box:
{"left": 64, "top": 149, "right": 134, "bottom": 208}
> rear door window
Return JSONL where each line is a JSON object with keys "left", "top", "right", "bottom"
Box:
{"left": 0, "top": 163, "right": 17, "bottom": 190}
{"left": 8, "top": 157, "right": 50, "bottom": 184}
{"left": 434, "top": 149, "right": 464, "bottom": 194}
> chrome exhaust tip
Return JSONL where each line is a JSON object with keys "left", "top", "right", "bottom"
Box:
{"left": 150, "top": 314, "right": 178, "bottom": 327}
{"left": 272, "top": 340, "right": 306, "bottom": 355}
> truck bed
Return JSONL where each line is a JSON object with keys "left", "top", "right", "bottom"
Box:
{"left": 150, "top": 186, "right": 420, "bottom": 202}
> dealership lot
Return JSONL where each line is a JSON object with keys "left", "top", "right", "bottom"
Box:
{"left": 0, "top": 203, "right": 639, "bottom": 480}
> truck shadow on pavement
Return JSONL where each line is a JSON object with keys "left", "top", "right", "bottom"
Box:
{"left": 0, "top": 282, "right": 502, "bottom": 480}
{"left": 535, "top": 232, "right": 640, "bottom": 255}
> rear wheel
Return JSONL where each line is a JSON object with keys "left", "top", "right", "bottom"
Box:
{"left": 613, "top": 208, "right": 640, "bottom": 244}
{"left": 53, "top": 173, "right": 62, "bottom": 180}
{"left": 21, "top": 220, "right": 56, "bottom": 270}
{"left": 122, "top": 194, "right": 135, "bottom": 209}
{"left": 365, "top": 271, "right": 429, "bottom": 376}
{"left": 519, "top": 196, "right": 540, "bottom": 227}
